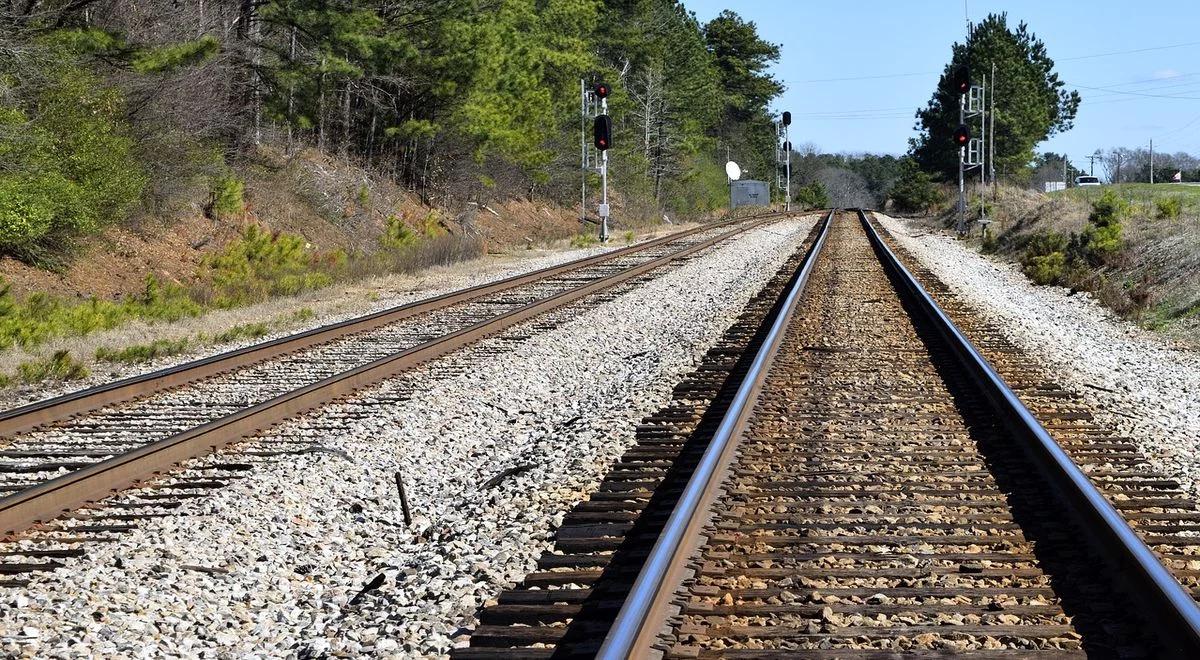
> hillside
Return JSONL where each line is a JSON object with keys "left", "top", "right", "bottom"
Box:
{"left": 919, "top": 183, "right": 1200, "bottom": 344}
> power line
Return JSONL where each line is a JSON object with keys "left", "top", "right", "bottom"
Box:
{"left": 1069, "top": 83, "right": 1200, "bottom": 100}
{"left": 1058, "top": 41, "right": 1200, "bottom": 61}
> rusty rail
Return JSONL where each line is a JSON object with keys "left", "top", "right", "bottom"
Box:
{"left": 0, "top": 214, "right": 790, "bottom": 538}
{"left": 0, "top": 212, "right": 784, "bottom": 440}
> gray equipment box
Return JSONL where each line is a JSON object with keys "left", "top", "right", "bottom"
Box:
{"left": 731, "top": 180, "right": 770, "bottom": 209}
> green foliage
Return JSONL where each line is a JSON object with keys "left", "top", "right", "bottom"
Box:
{"left": 0, "top": 275, "right": 200, "bottom": 351}
{"left": 381, "top": 215, "right": 419, "bottom": 249}
{"left": 570, "top": 233, "right": 599, "bottom": 248}
{"left": 95, "top": 338, "right": 191, "bottom": 364}
{"left": 0, "top": 63, "right": 146, "bottom": 258}
{"left": 18, "top": 350, "right": 89, "bottom": 383}
{"left": 1020, "top": 231, "right": 1069, "bottom": 285}
{"left": 1082, "top": 190, "right": 1126, "bottom": 260}
{"left": 622, "top": 230, "right": 635, "bottom": 244}
{"left": 1156, "top": 196, "right": 1183, "bottom": 220}
{"left": 209, "top": 176, "right": 246, "bottom": 219}
{"left": 203, "top": 225, "right": 341, "bottom": 307}
{"left": 888, "top": 161, "right": 946, "bottom": 214}
{"left": 910, "top": 13, "right": 1080, "bottom": 179}
{"left": 132, "top": 36, "right": 220, "bottom": 74}
{"left": 794, "top": 182, "right": 830, "bottom": 210}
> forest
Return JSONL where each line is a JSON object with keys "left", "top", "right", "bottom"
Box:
{"left": 0, "top": 0, "right": 784, "bottom": 262}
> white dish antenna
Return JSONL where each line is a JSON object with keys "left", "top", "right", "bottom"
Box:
{"left": 725, "top": 161, "right": 742, "bottom": 181}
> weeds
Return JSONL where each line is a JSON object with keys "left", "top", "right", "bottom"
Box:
{"left": 95, "top": 337, "right": 190, "bottom": 364}
{"left": 209, "top": 322, "right": 270, "bottom": 344}
{"left": 202, "top": 224, "right": 344, "bottom": 307}
{"left": 570, "top": 233, "right": 599, "bottom": 249}
{"left": 17, "top": 350, "right": 89, "bottom": 382}
{"left": 1156, "top": 196, "right": 1183, "bottom": 220}
{"left": 209, "top": 175, "right": 245, "bottom": 219}
{"left": 622, "top": 230, "right": 635, "bottom": 244}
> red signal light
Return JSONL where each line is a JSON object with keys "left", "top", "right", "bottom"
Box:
{"left": 953, "top": 124, "right": 970, "bottom": 146}
{"left": 594, "top": 82, "right": 610, "bottom": 99}
{"left": 593, "top": 114, "right": 612, "bottom": 151}
{"left": 952, "top": 65, "right": 970, "bottom": 95}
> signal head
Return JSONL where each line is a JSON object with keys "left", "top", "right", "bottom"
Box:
{"left": 952, "top": 65, "right": 970, "bottom": 95}
{"left": 594, "top": 82, "right": 610, "bottom": 99}
{"left": 782, "top": 111, "right": 792, "bottom": 127}
{"left": 953, "top": 123, "right": 971, "bottom": 146}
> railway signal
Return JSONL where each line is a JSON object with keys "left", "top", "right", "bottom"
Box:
{"left": 593, "top": 115, "right": 612, "bottom": 151}
{"left": 953, "top": 124, "right": 970, "bottom": 147}
{"left": 953, "top": 65, "right": 970, "bottom": 95}
{"left": 581, "top": 79, "right": 614, "bottom": 242}
{"left": 781, "top": 111, "right": 791, "bottom": 126}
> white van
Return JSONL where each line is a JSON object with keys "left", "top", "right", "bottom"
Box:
{"left": 1075, "top": 175, "right": 1101, "bottom": 187}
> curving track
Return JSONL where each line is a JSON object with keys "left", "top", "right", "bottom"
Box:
{"left": 457, "top": 211, "right": 1200, "bottom": 658}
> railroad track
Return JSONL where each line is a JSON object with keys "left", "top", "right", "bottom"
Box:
{"left": 457, "top": 211, "right": 1200, "bottom": 658}
{"left": 0, "top": 212, "right": 792, "bottom": 550}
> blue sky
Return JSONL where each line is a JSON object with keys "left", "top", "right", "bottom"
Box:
{"left": 683, "top": 0, "right": 1200, "bottom": 170}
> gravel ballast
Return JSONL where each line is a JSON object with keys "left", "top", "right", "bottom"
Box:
{"left": 0, "top": 216, "right": 815, "bottom": 658}
{"left": 876, "top": 212, "right": 1200, "bottom": 499}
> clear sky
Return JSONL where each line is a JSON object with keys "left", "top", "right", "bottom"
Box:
{"left": 682, "top": 0, "right": 1200, "bottom": 171}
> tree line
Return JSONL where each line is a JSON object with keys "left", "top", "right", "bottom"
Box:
{"left": 0, "top": 1, "right": 783, "bottom": 260}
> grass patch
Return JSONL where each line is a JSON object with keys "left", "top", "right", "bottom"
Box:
{"left": 570, "top": 233, "right": 600, "bottom": 249}
{"left": 208, "top": 321, "right": 270, "bottom": 344}
{"left": 17, "top": 350, "right": 89, "bottom": 383}
{"left": 0, "top": 275, "right": 201, "bottom": 351}
{"left": 95, "top": 337, "right": 191, "bottom": 364}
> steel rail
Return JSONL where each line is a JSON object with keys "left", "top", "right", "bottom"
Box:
{"left": 857, "top": 209, "right": 1200, "bottom": 656}
{"left": 596, "top": 209, "right": 834, "bottom": 659}
{"left": 0, "top": 215, "right": 792, "bottom": 538}
{"left": 0, "top": 211, "right": 784, "bottom": 440}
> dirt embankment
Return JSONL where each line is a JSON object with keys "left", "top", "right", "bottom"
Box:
{"left": 0, "top": 148, "right": 634, "bottom": 301}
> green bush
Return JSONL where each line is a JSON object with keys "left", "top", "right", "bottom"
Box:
{"left": 210, "top": 176, "right": 246, "bottom": 219}
{"left": 0, "top": 65, "right": 146, "bottom": 258}
{"left": 888, "top": 162, "right": 945, "bottom": 214}
{"left": 794, "top": 182, "right": 830, "bottom": 210}
{"left": 1020, "top": 231, "right": 1069, "bottom": 285}
{"left": 380, "top": 215, "right": 419, "bottom": 250}
{"left": 570, "top": 233, "right": 599, "bottom": 248}
{"left": 203, "top": 225, "right": 341, "bottom": 307}
{"left": 1156, "top": 197, "right": 1183, "bottom": 220}
{"left": 1081, "top": 189, "right": 1126, "bottom": 262}
{"left": 1023, "top": 251, "right": 1066, "bottom": 285}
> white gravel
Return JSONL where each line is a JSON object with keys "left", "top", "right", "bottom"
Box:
{"left": 876, "top": 212, "right": 1200, "bottom": 498}
{"left": 0, "top": 216, "right": 815, "bottom": 658}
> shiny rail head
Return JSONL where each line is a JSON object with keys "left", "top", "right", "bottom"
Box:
{"left": 596, "top": 210, "right": 834, "bottom": 659}
{"left": 856, "top": 209, "right": 1200, "bottom": 655}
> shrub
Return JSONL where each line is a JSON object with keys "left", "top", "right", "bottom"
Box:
{"left": 202, "top": 225, "right": 338, "bottom": 307}
{"left": 1156, "top": 197, "right": 1183, "bottom": 220}
{"left": 131, "top": 35, "right": 220, "bottom": 74}
{"left": 381, "top": 215, "right": 419, "bottom": 250}
{"left": 622, "top": 230, "right": 635, "bottom": 244}
{"left": 1020, "top": 231, "right": 1069, "bottom": 286}
{"left": 210, "top": 176, "right": 246, "bottom": 219}
{"left": 1081, "top": 190, "right": 1126, "bottom": 262}
{"left": 1023, "top": 251, "right": 1066, "bottom": 285}
{"left": 794, "top": 182, "right": 830, "bottom": 210}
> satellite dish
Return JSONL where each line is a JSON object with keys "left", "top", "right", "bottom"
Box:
{"left": 725, "top": 161, "right": 742, "bottom": 181}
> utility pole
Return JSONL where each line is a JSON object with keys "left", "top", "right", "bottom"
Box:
{"left": 1150, "top": 139, "right": 1155, "bottom": 184}
{"left": 580, "top": 79, "right": 588, "bottom": 225}
{"left": 1087, "top": 152, "right": 1101, "bottom": 176}
{"left": 1116, "top": 152, "right": 1122, "bottom": 183}
{"left": 989, "top": 61, "right": 996, "bottom": 193}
